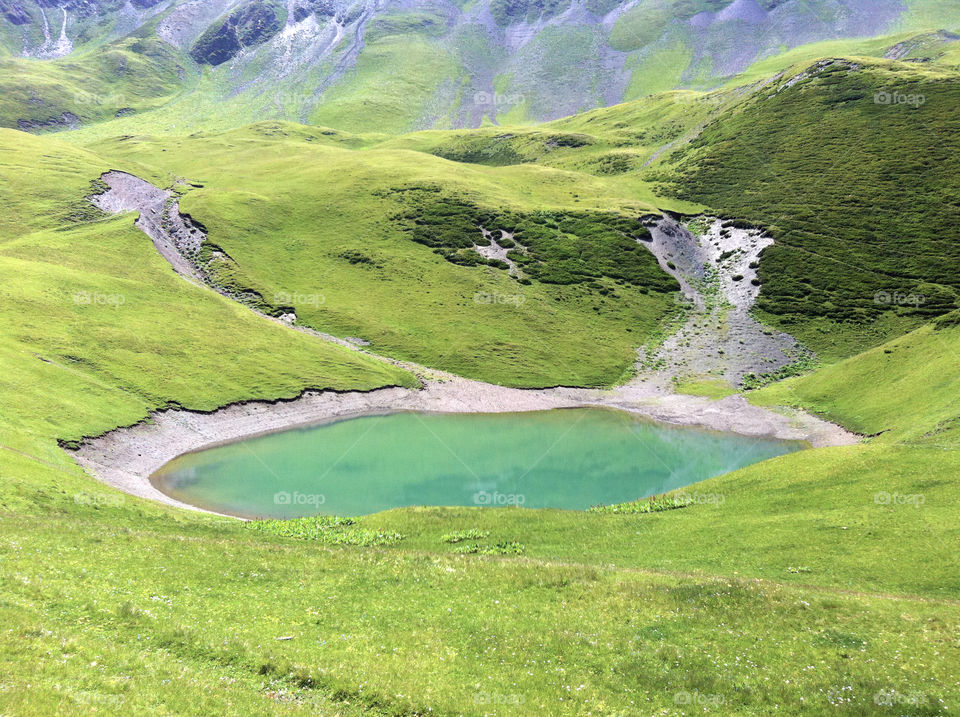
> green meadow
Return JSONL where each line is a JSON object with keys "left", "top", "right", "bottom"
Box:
{"left": 2, "top": 15, "right": 960, "bottom": 716}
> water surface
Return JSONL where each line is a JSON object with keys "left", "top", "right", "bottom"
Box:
{"left": 151, "top": 408, "right": 803, "bottom": 518}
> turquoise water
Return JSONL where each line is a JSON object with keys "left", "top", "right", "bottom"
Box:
{"left": 151, "top": 408, "right": 804, "bottom": 518}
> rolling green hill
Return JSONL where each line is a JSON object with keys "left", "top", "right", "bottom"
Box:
{"left": 655, "top": 57, "right": 960, "bottom": 359}
{"left": 2, "top": 2, "right": 960, "bottom": 714}
{"left": 79, "top": 122, "right": 698, "bottom": 387}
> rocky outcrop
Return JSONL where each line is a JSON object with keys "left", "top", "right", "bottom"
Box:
{"left": 189, "top": 0, "right": 286, "bottom": 65}
{"left": 17, "top": 111, "right": 80, "bottom": 131}
{"left": 1, "top": 0, "right": 32, "bottom": 25}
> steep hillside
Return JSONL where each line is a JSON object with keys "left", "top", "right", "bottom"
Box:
{"left": 0, "top": 28, "right": 189, "bottom": 130}
{"left": 4, "top": 0, "right": 960, "bottom": 135}
{"left": 654, "top": 57, "right": 960, "bottom": 359}
{"left": 362, "top": 57, "right": 960, "bottom": 370}
{"left": 752, "top": 313, "right": 960, "bottom": 447}
{"left": 81, "top": 122, "right": 699, "bottom": 387}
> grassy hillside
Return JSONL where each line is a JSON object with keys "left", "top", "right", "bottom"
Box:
{"left": 78, "top": 122, "right": 699, "bottom": 387}
{"left": 378, "top": 89, "right": 724, "bottom": 175}
{"left": 0, "top": 31, "right": 190, "bottom": 130}
{"left": 655, "top": 58, "right": 960, "bottom": 359}
{"left": 377, "top": 58, "right": 960, "bottom": 366}
{"left": 309, "top": 35, "right": 461, "bottom": 135}
{"left": 4, "top": 477, "right": 956, "bottom": 714}
{"left": 0, "top": 128, "right": 416, "bottom": 510}
{"left": 2, "top": 20, "right": 960, "bottom": 714}
{"left": 752, "top": 316, "right": 960, "bottom": 447}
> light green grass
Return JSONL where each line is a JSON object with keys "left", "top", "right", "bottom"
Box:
{"left": 79, "top": 122, "right": 693, "bottom": 387}
{"left": 901, "top": 0, "right": 960, "bottom": 31}
{"left": 3, "top": 492, "right": 957, "bottom": 714}
{"left": 309, "top": 36, "right": 460, "bottom": 134}
{"left": 751, "top": 321, "right": 960, "bottom": 447}
{"left": 673, "top": 376, "right": 737, "bottom": 399}
{"left": 622, "top": 39, "right": 693, "bottom": 100}
{"left": 0, "top": 33, "right": 190, "bottom": 130}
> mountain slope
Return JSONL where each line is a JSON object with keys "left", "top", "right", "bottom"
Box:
{"left": 4, "top": 0, "right": 960, "bottom": 136}
{"left": 653, "top": 57, "right": 960, "bottom": 360}
{"left": 81, "top": 122, "right": 695, "bottom": 387}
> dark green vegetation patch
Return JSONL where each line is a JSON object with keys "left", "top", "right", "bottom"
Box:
{"left": 391, "top": 188, "right": 678, "bottom": 291}
{"left": 190, "top": 0, "right": 287, "bottom": 66}
{"left": 658, "top": 60, "right": 960, "bottom": 354}
{"left": 425, "top": 131, "right": 594, "bottom": 166}
{"left": 490, "top": 0, "right": 571, "bottom": 26}
{"left": 247, "top": 515, "right": 405, "bottom": 546}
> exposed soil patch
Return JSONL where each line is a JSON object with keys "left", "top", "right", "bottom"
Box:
{"left": 91, "top": 171, "right": 207, "bottom": 281}
{"left": 639, "top": 216, "right": 810, "bottom": 386}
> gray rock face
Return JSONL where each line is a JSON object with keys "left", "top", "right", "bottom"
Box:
{"left": 1, "top": 0, "right": 920, "bottom": 129}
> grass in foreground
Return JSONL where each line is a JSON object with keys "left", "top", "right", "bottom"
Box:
{"left": 1, "top": 51, "right": 959, "bottom": 715}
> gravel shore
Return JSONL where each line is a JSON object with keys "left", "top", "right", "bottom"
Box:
{"left": 73, "top": 376, "right": 859, "bottom": 516}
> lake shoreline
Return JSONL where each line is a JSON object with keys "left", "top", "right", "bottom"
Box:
{"left": 72, "top": 376, "right": 860, "bottom": 517}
